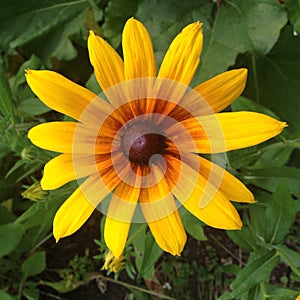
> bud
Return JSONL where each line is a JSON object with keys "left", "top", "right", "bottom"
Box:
{"left": 22, "top": 182, "right": 47, "bottom": 201}
{"left": 21, "top": 147, "right": 33, "bottom": 161}
{"left": 102, "top": 250, "right": 126, "bottom": 273}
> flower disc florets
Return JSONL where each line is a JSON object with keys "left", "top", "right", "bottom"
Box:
{"left": 121, "top": 121, "right": 166, "bottom": 165}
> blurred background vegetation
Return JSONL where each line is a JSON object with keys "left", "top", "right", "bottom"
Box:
{"left": 0, "top": 0, "right": 300, "bottom": 299}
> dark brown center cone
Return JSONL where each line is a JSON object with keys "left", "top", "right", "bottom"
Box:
{"left": 121, "top": 122, "right": 166, "bottom": 165}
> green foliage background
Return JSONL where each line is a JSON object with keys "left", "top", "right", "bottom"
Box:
{"left": 0, "top": 0, "right": 300, "bottom": 299}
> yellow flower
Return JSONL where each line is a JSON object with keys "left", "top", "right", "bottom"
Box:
{"left": 26, "top": 18, "right": 286, "bottom": 258}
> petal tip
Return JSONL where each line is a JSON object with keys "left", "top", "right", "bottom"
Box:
{"left": 240, "top": 68, "right": 248, "bottom": 76}
{"left": 245, "top": 191, "right": 255, "bottom": 203}
{"left": 53, "top": 230, "right": 61, "bottom": 243}
{"left": 281, "top": 122, "right": 288, "bottom": 128}
{"left": 196, "top": 21, "right": 203, "bottom": 28}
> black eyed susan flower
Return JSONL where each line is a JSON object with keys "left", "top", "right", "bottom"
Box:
{"left": 26, "top": 18, "right": 286, "bottom": 258}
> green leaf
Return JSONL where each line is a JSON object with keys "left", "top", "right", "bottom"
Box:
{"left": 231, "top": 96, "right": 280, "bottom": 119}
{"left": 231, "top": 250, "right": 279, "bottom": 297}
{"left": 136, "top": 0, "right": 212, "bottom": 68}
{"left": 196, "top": 0, "right": 287, "bottom": 82}
{"left": 0, "top": 205, "right": 16, "bottom": 225}
{"left": 9, "top": 55, "right": 43, "bottom": 97}
{"left": 244, "top": 166, "right": 300, "bottom": 198}
{"left": 217, "top": 292, "right": 234, "bottom": 300}
{"left": 240, "top": 25, "right": 300, "bottom": 131}
{"left": 264, "top": 183, "right": 296, "bottom": 244}
{"left": 0, "top": 142, "right": 10, "bottom": 159}
{"left": 0, "top": 0, "right": 89, "bottom": 51}
{"left": 0, "top": 222, "right": 23, "bottom": 258}
{"left": 41, "top": 280, "right": 76, "bottom": 293}
{"left": 181, "top": 211, "right": 207, "bottom": 241}
{"left": 285, "top": 0, "right": 300, "bottom": 33}
{"left": 275, "top": 244, "right": 300, "bottom": 277}
{"left": 227, "top": 146, "right": 261, "bottom": 170}
{"left": 22, "top": 282, "right": 39, "bottom": 300}
{"left": 20, "top": 12, "right": 88, "bottom": 65}
{"left": 0, "top": 81, "right": 14, "bottom": 120}
{"left": 0, "top": 59, "right": 15, "bottom": 124}
{"left": 5, "top": 159, "right": 44, "bottom": 183}
{"left": 137, "top": 231, "right": 163, "bottom": 280}
{"left": 22, "top": 251, "right": 46, "bottom": 277}
{"left": 17, "top": 98, "right": 51, "bottom": 116}
{"left": 102, "top": 0, "right": 139, "bottom": 48}
{"left": 227, "top": 226, "right": 257, "bottom": 252}
{"left": 0, "top": 290, "right": 14, "bottom": 300}
{"left": 17, "top": 192, "right": 66, "bottom": 230}
{"left": 253, "top": 145, "right": 294, "bottom": 169}
{"left": 86, "top": 73, "right": 102, "bottom": 95}
{"left": 264, "top": 283, "right": 299, "bottom": 300}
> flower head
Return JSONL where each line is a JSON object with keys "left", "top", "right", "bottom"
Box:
{"left": 26, "top": 18, "right": 286, "bottom": 257}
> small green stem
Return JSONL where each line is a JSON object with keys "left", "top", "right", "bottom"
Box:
{"left": 127, "top": 224, "right": 147, "bottom": 245}
{"left": 30, "top": 233, "right": 53, "bottom": 253}
{"left": 260, "top": 281, "right": 267, "bottom": 300}
{"left": 252, "top": 55, "right": 260, "bottom": 103}
{"left": 101, "top": 274, "right": 175, "bottom": 300}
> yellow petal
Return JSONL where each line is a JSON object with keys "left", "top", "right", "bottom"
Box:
{"left": 122, "top": 19, "right": 156, "bottom": 116}
{"left": 105, "top": 167, "right": 141, "bottom": 258}
{"left": 54, "top": 170, "right": 121, "bottom": 241}
{"left": 165, "top": 155, "right": 242, "bottom": 229}
{"left": 158, "top": 22, "right": 203, "bottom": 86}
{"left": 25, "top": 70, "right": 98, "bottom": 120}
{"left": 146, "top": 211, "right": 186, "bottom": 256}
{"left": 200, "top": 112, "right": 287, "bottom": 152}
{"left": 28, "top": 122, "right": 77, "bottom": 153}
{"left": 198, "top": 156, "right": 255, "bottom": 203}
{"left": 180, "top": 69, "right": 248, "bottom": 116}
{"left": 140, "top": 165, "right": 186, "bottom": 255}
{"left": 28, "top": 121, "right": 114, "bottom": 154}
{"left": 53, "top": 176, "right": 96, "bottom": 241}
{"left": 41, "top": 154, "right": 101, "bottom": 190}
{"left": 88, "top": 31, "right": 124, "bottom": 91}
{"left": 123, "top": 18, "right": 156, "bottom": 80}
{"left": 181, "top": 154, "right": 254, "bottom": 203}
{"left": 41, "top": 154, "right": 76, "bottom": 190}
{"left": 167, "top": 112, "right": 287, "bottom": 153}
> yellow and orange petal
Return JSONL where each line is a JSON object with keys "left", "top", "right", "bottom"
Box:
{"left": 166, "top": 112, "right": 286, "bottom": 153}
{"left": 179, "top": 68, "right": 248, "bottom": 118}
{"left": 104, "top": 167, "right": 141, "bottom": 258}
{"left": 164, "top": 155, "right": 242, "bottom": 229}
{"left": 88, "top": 31, "right": 124, "bottom": 92}
{"left": 139, "top": 165, "right": 186, "bottom": 255}
{"left": 158, "top": 22, "right": 203, "bottom": 86}
{"left": 123, "top": 18, "right": 156, "bottom": 80}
